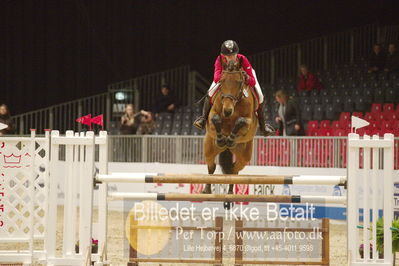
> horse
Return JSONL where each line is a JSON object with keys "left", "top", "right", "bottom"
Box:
{"left": 202, "top": 57, "right": 258, "bottom": 196}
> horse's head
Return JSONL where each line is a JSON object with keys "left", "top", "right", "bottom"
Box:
{"left": 219, "top": 57, "right": 245, "bottom": 118}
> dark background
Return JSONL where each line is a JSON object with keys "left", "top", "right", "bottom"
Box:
{"left": 1, "top": 0, "right": 399, "bottom": 115}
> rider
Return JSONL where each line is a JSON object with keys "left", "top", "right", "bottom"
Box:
{"left": 193, "top": 40, "right": 273, "bottom": 136}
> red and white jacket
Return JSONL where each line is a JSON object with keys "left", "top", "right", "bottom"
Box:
{"left": 213, "top": 54, "right": 256, "bottom": 88}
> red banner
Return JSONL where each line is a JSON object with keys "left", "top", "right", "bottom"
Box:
{"left": 91, "top": 114, "right": 103, "bottom": 126}
{"left": 75, "top": 114, "right": 105, "bottom": 130}
{"left": 76, "top": 114, "right": 92, "bottom": 126}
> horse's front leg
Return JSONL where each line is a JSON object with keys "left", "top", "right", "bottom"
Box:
{"left": 202, "top": 134, "right": 219, "bottom": 194}
{"left": 226, "top": 117, "right": 251, "bottom": 148}
{"left": 211, "top": 114, "right": 226, "bottom": 148}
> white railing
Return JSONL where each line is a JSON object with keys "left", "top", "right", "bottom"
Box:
{"left": 107, "top": 135, "right": 399, "bottom": 169}
{"left": 347, "top": 133, "right": 394, "bottom": 265}
{"left": 7, "top": 134, "right": 399, "bottom": 169}
{"left": 112, "top": 135, "right": 341, "bottom": 166}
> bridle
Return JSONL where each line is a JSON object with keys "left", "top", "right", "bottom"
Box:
{"left": 220, "top": 70, "right": 246, "bottom": 106}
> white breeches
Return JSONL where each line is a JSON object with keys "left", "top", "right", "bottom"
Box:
{"left": 207, "top": 68, "right": 264, "bottom": 104}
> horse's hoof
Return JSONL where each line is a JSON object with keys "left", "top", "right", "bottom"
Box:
{"left": 224, "top": 201, "right": 234, "bottom": 210}
{"left": 216, "top": 138, "right": 226, "bottom": 148}
{"left": 226, "top": 137, "right": 236, "bottom": 148}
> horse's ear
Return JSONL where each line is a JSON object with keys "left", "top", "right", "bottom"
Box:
{"left": 220, "top": 56, "right": 227, "bottom": 70}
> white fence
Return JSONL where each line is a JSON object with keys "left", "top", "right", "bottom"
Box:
{"left": 6, "top": 134, "right": 399, "bottom": 169}
{"left": 108, "top": 135, "right": 399, "bottom": 169}
{"left": 347, "top": 133, "right": 394, "bottom": 265}
{"left": 0, "top": 131, "right": 50, "bottom": 263}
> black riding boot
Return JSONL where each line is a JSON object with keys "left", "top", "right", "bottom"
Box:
{"left": 193, "top": 97, "right": 212, "bottom": 130}
{"left": 257, "top": 102, "right": 275, "bottom": 136}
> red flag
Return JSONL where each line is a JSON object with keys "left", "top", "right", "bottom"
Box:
{"left": 76, "top": 114, "right": 92, "bottom": 130}
{"left": 91, "top": 114, "right": 104, "bottom": 130}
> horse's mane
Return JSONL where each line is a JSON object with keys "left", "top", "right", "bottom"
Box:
{"left": 220, "top": 56, "right": 242, "bottom": 73}
{"left": 226, "top": 60, "right": 238, "bottom": 72}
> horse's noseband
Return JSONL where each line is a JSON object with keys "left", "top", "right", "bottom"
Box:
{"left": 220, "top": 70, "right": 245, "bottom": 106}
{"left": 221, "top": 93, "right": 239, "bottom": 104}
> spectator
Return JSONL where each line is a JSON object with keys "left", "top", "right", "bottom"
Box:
{"left": 0, "top": 104, "right": 14, "bottom": 135}
{"left": 136, "top": 111, "right": 155, "bottom": 134}
{"left": 384, "top": 43, "right": 399, "bottom": 73}
{"left": 119, "top": 104, "right": 141, "bottom": 135}
{"left": 368, "top": 43, "right": 385, "bottom": 73}
{"left": 274, "top": 90, "right": 304, "bottom": 136}
{"left": 297, "top": 64, "right": 323, "bottom": 93}
{"left": 152, "top": 85, "right": 179, "bottom": 114}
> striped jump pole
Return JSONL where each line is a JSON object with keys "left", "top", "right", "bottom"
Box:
{"left": 97, "top": 173, "right": 347, "bottom": 186}
{"left": 107, "top": 192, "right": 346, "bottom": 204}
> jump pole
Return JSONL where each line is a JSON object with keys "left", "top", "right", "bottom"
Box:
{"left": 97, "top": 173, "right": 347, "bottom": 186}
{"left": 107, "top": 192, "right": 346, "bottom": 204}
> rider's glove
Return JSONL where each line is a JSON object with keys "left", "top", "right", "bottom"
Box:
{"left": 243, "top": 72, "right": 249, "bottom": 84}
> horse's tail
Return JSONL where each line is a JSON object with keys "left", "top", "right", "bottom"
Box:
{"left": 219, "top": 150, "right": 234, "bottom": 174}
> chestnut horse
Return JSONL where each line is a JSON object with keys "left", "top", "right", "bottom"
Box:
{"left": 202, "top": 58, "right": 258, "bottom": 195}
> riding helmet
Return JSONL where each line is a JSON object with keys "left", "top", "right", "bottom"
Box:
{"left": 221, "top": 40, "right": 239, "bottom": 55}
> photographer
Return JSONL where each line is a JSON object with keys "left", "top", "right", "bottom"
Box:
{"left": 137, "top": 110, "right": 155, "bottom": 135}
{"left": 119, "top": 104, "right": 141, "bottom": 135}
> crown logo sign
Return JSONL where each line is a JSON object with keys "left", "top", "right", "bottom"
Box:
{"left": 3, "top": 154, "right": 22, "bottom": 164}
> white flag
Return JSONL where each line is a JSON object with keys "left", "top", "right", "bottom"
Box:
{"left": 0, "top": 122, "right": 7, "bottom": 131}
{"left": 351, "top": 116, "right": 369, "bottom": 132}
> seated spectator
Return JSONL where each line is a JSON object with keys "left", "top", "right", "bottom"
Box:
{"left": 368, "top": 43, "right": 385, "bottom": 73}
{"left": 152, "top": 84, "right": 179, "bottom": 113}
{"left": 0, "top": 104, "right": 14, "bottom": 135}
{"left": 274, "top": 90, "right": 304, "bottom": 136}
{"left": 384, "top": 43, "right": 399, "bottom": 73}
{"left": 120, "top": 104, "right": 141, "bottom": 135}
{"left": 136, "top": 111, "right": 155, "bottom": 134}
{"left": 297, "top": 64, "right": 323, "bottom": 93}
